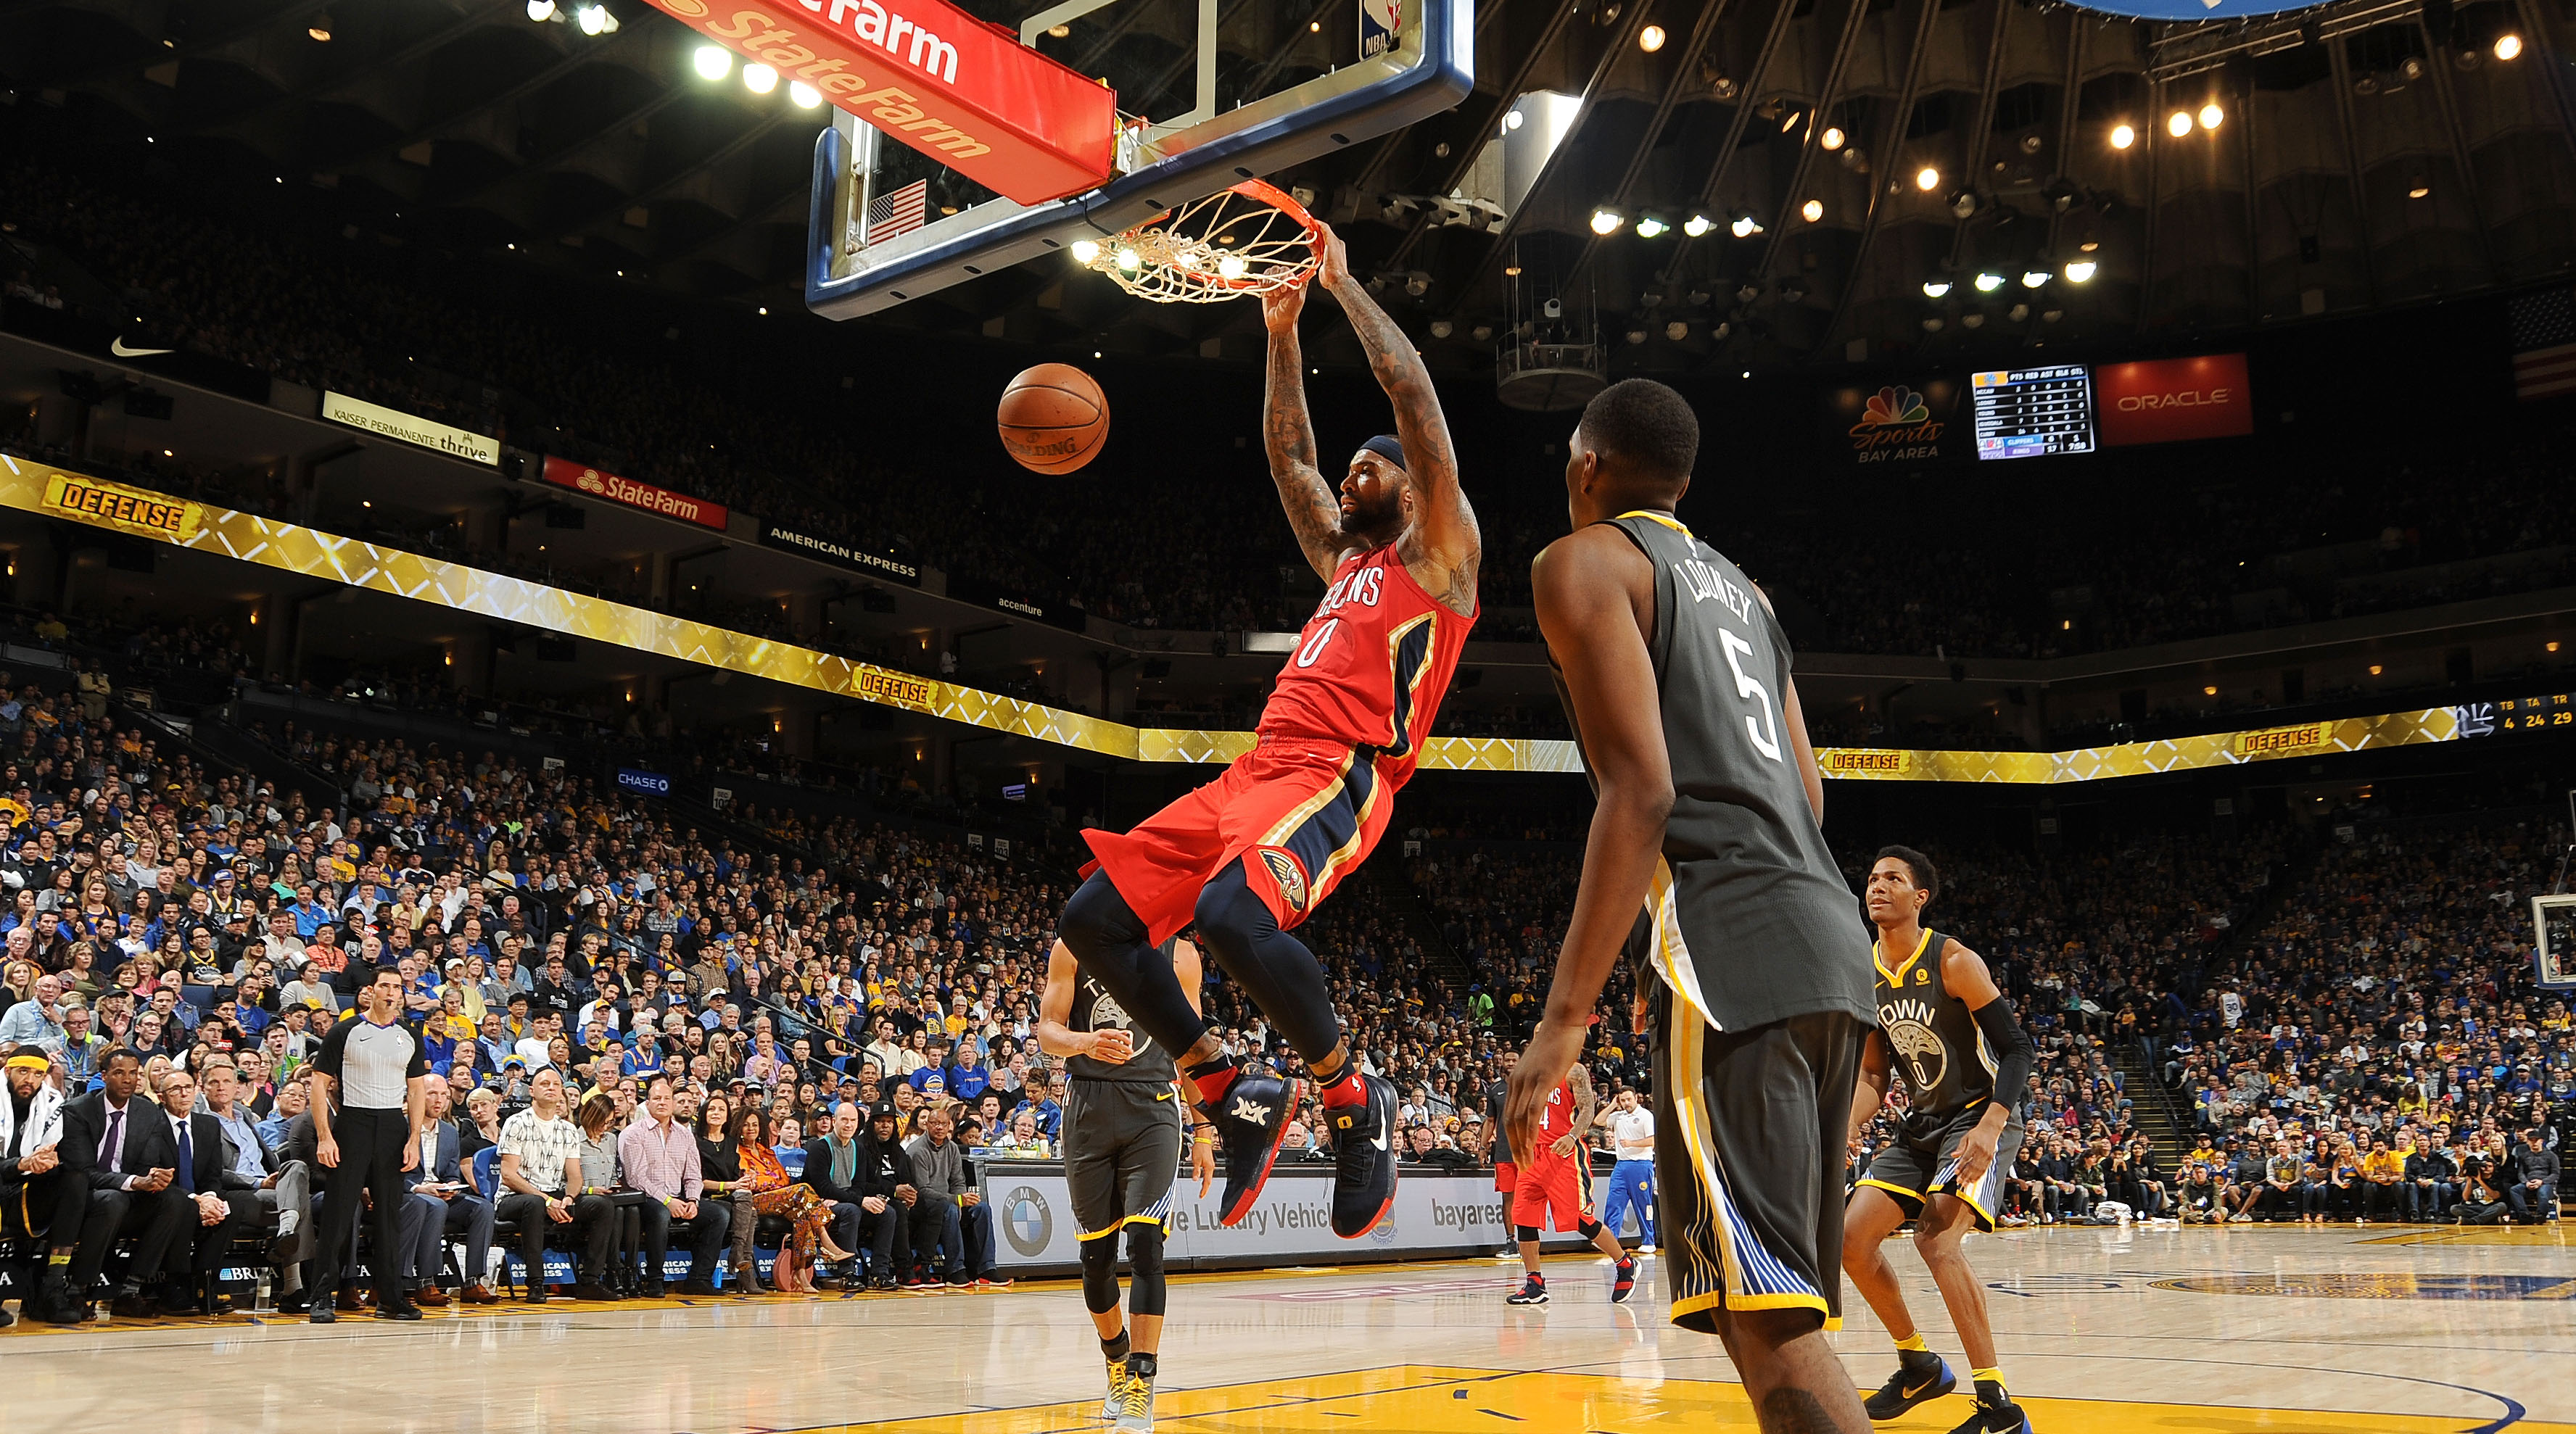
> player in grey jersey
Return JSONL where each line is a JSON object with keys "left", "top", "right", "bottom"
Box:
{"left": 1037, "top": 937, "right": 1215, "bottom": 1433}
{"left": 1509, "top": 378, "right": 1874, "bottom": 1434}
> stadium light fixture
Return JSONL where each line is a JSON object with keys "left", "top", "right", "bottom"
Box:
{"left": 1973, "top": 271, "right": 2006, "bottom": 292}
{"left": 693, "top": 45, "right": 732, "bottom": 80}
{"left": 2021, "top": 268, "right": 2049, "bottom": 289}
{"left": 1666, "top": 320, "right": 1689, "bottom": 341}
{"left": 1801, "top": 198, "right": 1824, "bottom": 223}
{"left": 2110, "top": 123, "right": 2135, "bottom": 150}
{"left": 2168, "top": 110, "right": 2194, "bottom": 138}
{"left": 1821, "top": 126, "right": 1846, "bottom": 151}
{"left": 2199, "top": 101, "right": 2224, "bottom": 130}
{"left": 1683, "top": 213, "right": 1714, "bottom": 237}
{"left": 1915, "top": 166, "right": 1941, "bottom": 192}
{"left": 2063, "top": 259, "right": 2097, "bottom": 283}
{"left": 743, "top": 62, "right": 778, "bottom": 94}
{"left": 1590, "top": 207, "right": 1626, "bottom": 236}
{"left": 1635, "top": 214, "right": 1669, "bottom": 238}
{"left": 1115, "top": 247, "right": 1142, "bottom": 273}
{"left": 1220, "top": 254, "right": 1250, "bottom": 281}
{"left": 576, "top": 4, "right": 610, "bottom": 34}
{"left": 2496, "top": 33, "right": 2524, "bottom": 59}
{"left": 1922, "top": 278, "right": 1952, "bottom": 298}
{"left": 1070, "top": 239, "right": 1101, "bottom": 263}
{"left": 1730, "top": 212, "right": 1762, "bottom": 239}
{"left": 527, "top": 0, "right": 556, "bottom": 18}
{"left": 789, "top": 80, "right": 823, "bottom": 108}
{"left": 1639, "top": 24, "right": 1667, "bottom": 51}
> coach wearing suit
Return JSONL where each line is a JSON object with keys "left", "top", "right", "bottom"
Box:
{"left": 144, "top": 1066, "right": 255, "bottom": 1314}
{"left": 57, "top": 1048, "right": 197, "bottom": 1315}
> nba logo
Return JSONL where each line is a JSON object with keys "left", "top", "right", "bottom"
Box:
{"left": 1361, "top": 0, "right": 1403, "bottom": 58}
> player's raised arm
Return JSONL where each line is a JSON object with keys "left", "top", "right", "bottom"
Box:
{"left": 1507, "top": 525, "right": 1669, "bottom": 1161}
{"left": 1260, "top": 275, "right": 1353, "bottom": 580}
{"left": 1311, "top": 224, "right": 1477, "bottom": 597}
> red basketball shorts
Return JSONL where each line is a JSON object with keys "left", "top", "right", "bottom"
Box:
{"left": 1514, "top": 1155, "right": 1588, "bottom": 1234}
{"left": 1081, "top": 736, "right": 1397, "bottom": 947}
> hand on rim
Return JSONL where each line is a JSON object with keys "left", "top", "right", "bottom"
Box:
{"left": 1313, "top": 220, "right": 1351, "bottom": 291}
{"left": 1262, "top": 275, "right": 1306, "bottom": 331}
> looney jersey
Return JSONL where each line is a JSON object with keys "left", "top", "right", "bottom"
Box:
{"left": 1258, "top": 542, "right": 1477, "bottom": 782}
{"left": 1528, "top": 1079, "right": 1579, "bottom": 1164}
{"left": 1872, "top": 930, "right": 1997, "bottom": 1124}
{"left": 1065, "top": 940, "right": 1180, "bottom": 1085}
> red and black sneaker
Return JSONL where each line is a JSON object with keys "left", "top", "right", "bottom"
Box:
{"left": 1505, "top": 1274, "right": 1549, "bottom": 1306}
{"left": 1328, "top": 1072, "right": 1400, "bottom": 1239}
{"left": 1610, "top": 1256, "right": 1638, "bottom": 1304}
{"left": 1206, "top": 1068, "right": 1296, "bottom": 1227}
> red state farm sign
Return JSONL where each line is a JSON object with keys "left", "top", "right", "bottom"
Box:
{"left": 541, "top": 457, "right": 729, "bottom": 531}
{"left": 2096, "top": 353, "right": 2254, "bottom": 447}
{"left": 643, "top": 0, "right": 1117, "bottom": 206}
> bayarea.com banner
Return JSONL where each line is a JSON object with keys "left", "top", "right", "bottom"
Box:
{"left": 984, "top": 1164, "right": 1613, "bottom": 1275}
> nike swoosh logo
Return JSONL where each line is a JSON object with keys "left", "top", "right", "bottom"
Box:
{"left": 1154, "top": 1092, "right": 1171, "bottom": 1102}
{"left": 1901, "top": 1377, "right": 1935, "bottom": 1399}
{"left": 1370, "top": 1130, "right": 1389, "bottom": 1153}
{"left": 110, "top": 338, "right": 174, "bottom": 357}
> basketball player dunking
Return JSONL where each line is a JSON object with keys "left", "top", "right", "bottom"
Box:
{"left": 1056, "top": 222, "right": 1479, "bottom": 1240}
{"left": 1508, "top": 378, "right": 1875, "bottom": 1434}
{"left": 1843, "top": 847, "right": 2037, "bottom": 1434}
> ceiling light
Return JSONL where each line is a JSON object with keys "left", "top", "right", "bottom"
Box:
{"left": 1780, "top": 109, "right": 1803, "bottom": 133}
{"left": 2199, "top": 101, "right": 2224, "bottom": 130}
{"left": 2041, "top": 307, "right": 2063, "bottom": 323}
{"left": 2063, "top": 259, "right": 2097, "bottom": 283}
{"left": 2369, "top": 664, "right": 2382, "bottom": 676}
{"left": 2496, "top": 33, "right": 2524, "bottom": 60}
{"left": 1047, "top": 22, "right": 1069, "bottom": 37}
{"left": 2110, "top": 123, "right": 2135, "bottom": 150}
{"left": 789, "top": 80, "right": 822, "bottom": 109}
{"left": 527, "top": 0, "right": 556, "bottom": 18}
{"left": 1665, "top": 320, "right": 1689, "bottom": 341}
{"left": 2399, "top": 55, "right": 2427, "bottom": 82}
{"left": 1590, "top": 207, "right": 1625, "bottom": 236}
{"left": 2007, "top": 302, "right": 2030, "bottom": 321}
{"left": 1683, "top": 213, "right": 1713, "bottom": 237}
{"left": 307, "top": 14, "right": 333, "bottom": 41}
{"left": 576, "top": 4, "right": 610, "bottom": 35}
{"left": 1639, "top": 24, "right": 1666, "bottom": 51}
{"left": 2168, "top": 110, "right": 2194, "bottom": 138}
{"left": 1949, "top": 190, "right": 1977, "bottom": 218}
{"left": 1821, "top": 126, "right": 1846, "bottom": 151}
{"left": 2079, "top": 239, "right": 2100, "bottom": 252}
{"left": 1070, "top": 239, "right": 1100, "bottom": 264}
{"left": 1922, "top": 317, "right": 1944, "bottom": 331}
{"left": 1505, "top": 109, "right": 1525, "bottom": 132}
{"left": 1625, "top": 328, "right": 1648, "bottom": 345}
{"left": 2408, "top": 177, "right": 2430, "bottom": 199}
{"left": 1973, "top": 271, "right": 2006, "bottom": 292}
{"left": 1430, "top": 319, "right": 1453, "bottom": 339}
{"left": 1471, "top": 324, "right": 1495, "bottom": 341}
{"left": 1961, "top": 312, "right": 1985, "bottom": 328}
{"left": 2021, "top": 268, "right": 2049, "bottom": 289}
{"left": 1634, "top": 215, "right": 1668, "bottom": 238}
{"left": 743, "top": 62, "right": 777, "bottom": 94}
{"left": 1801, "top": 199, "right": 1824, "bottom": 223}
{"left": 694, "top": 45, "right": 732, "bottom": 79}
{"left": 1730, "top": 212, "right": 1762, "bottom": 238}
{"left": 1922, "top": 278, "right": 1952, "bottom": 298}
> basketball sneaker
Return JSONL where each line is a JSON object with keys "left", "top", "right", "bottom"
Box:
{"left": 1327, "top": 1072, "right": 1399, "bottom": 1239}
{"left": 1100, "top": 1358, "right": 1128, "bottom": 1421}
{"left": 1205, "top": 1067, "right": 1295, "bottom": 1227}
{"left": 1863, "top": 1348, "right": 1955, "bottom": 1420}
{"left": 1609, "top": 1256, "right": 1638, "bottom": 1303}
{"left": 1113, "top": 1364, "right": 1157, "bottom": 1433}
{"left": 1505, "top": 1274, "right": 1549, "bottom": 1306}
{"left": 1947, "top": 1376, "right": 2031, "bottom": 1434}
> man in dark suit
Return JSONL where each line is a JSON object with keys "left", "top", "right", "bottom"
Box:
{"left": 56, "top": 1048, "right": 192, "bottom": 1314}
{"left": 146, "top": 1066, "right": 255, "bottom": 1313}
{"left": 801, "top": 1100, "right": 870, "bottom": 1290}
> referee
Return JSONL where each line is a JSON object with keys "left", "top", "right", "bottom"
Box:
{"left": 307, "top": 966, "right": 431, "bottom": 1322}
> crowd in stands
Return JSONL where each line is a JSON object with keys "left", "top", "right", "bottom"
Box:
{"left": 7, "top": 126, "right": 2574, "bottom": 662}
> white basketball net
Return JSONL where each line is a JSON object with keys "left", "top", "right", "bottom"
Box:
{"left": 1078, "top": 180, "right": 1320, "bottom": 303}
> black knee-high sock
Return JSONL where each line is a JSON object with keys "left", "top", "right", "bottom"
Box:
{"left": 1058, "top": 871, "right": 1210, "bottom": 1058}
{"left": 1191, "top": 862, "right": 1342, "bottom": 1068}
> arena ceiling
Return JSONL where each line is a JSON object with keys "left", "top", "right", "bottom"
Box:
{"left": 7, "top": 0, "right": 2576, "bottom": 373}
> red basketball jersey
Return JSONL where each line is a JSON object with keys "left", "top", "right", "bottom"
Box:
{"left": 1530, "top": 1079, "right": 1578, "bottom": 1164}
{"left": 1256, "top": 542, "right": 1476, "bottom": 781}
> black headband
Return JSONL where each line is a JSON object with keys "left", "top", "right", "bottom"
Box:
{"left": 1359, "top": 434, "right": 1407, "bottom": 471}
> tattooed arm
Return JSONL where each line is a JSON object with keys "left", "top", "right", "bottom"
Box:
{"left": 1312, "top": 223, "right": 1479, "bottom": 614}
{"left": 1260, "top": 276, "right": 1355, "bottom": 580}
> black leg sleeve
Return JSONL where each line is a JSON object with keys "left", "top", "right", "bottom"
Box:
{"left": 1192, "top": 863, "right": 1341, "bottom": 1066}
{"left": 1059, "top": 872, "right": 1209, "bottom": 1058}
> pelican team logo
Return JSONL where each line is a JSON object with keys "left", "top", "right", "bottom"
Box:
{"left": 1881, "top": 995, "right": 1949, "bottom": 1093}
{"left": 1087, "top": 990, "right": 1152, "bottom": 1058}
{"left": 1259, "top": 847, "right": 1309, "bottom": 913}
{"left": 1002, "top": 1185, "right": 1052, "bottom": 1257}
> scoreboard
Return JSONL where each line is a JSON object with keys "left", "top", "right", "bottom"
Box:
{"left": 1971, "top": 365, "right": 2097, "bottom": 460}
{"left": 2492, "top": 691, "right": 2575, "bottom": 733}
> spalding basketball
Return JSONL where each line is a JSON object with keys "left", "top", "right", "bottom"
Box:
{"left": 997, "top": 362, "right": 1110, "bottom": 473}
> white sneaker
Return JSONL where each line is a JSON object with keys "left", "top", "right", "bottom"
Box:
{"left": 1113, "top": 1371, "right": 1156, "bottom": 1432}
{"left": 1102, "top": 1361, "right": 1126, "bottom": 1421}
{"left": 1637, "top": 1243, "right": 1656, "bottom": 1256}
{"left": 2230, "top": 1214, "right": 2253, "bottom": 1223}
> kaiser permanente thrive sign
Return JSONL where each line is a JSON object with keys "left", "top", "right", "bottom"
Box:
{"left": 321, "top": 391, "right": 501, "bottom": 466}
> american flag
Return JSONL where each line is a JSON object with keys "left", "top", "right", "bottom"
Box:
{"left": 865, "top": 178, "right": 929, "bottom": 244}
{"left": 2509, "top": 287, "right": 2576, "bottom": 399}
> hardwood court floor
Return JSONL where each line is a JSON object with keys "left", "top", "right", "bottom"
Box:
{"left": 9, "top": 1223, "right": 2570, "bottom": 1433}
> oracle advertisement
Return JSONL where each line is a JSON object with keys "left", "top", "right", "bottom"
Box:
{"left": 2094, "top": 353, "right": 2253, "bottom": 447}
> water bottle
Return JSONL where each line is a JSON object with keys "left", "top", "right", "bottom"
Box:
{"left": 253, "top": 1269, "right": 275, "bottom": 1314}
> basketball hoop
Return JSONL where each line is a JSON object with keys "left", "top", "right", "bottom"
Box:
{"left": 1077, "top": 179, "right": 1321, "bottom": 302}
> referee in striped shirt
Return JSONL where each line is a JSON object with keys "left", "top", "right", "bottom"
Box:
{"left": 307, "top": 967, "right": 431, "bottom": 1322}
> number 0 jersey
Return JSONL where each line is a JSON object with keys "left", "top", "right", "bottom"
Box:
{"left": 1256, "top": 541, "right": 1477, "bottom": 784}
{"left": 1569, "top": 512, "right": 1874, "bottom": 1034}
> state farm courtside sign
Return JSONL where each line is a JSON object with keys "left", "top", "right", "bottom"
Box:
{"left": 539, "top": 457, "right": 728, "bottom": 531}
{"left": 2094, "top": 354, "right": 2254, "bottom": 447}
{"left": 639, "top": 0, "right": 1117, "bottom": 204}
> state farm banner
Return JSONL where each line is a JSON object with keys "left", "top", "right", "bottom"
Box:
{"left": 323, "top": 391, "right": 500, "bottom": 465}
{"left": 540, "top": 456, "right": 727, "bottom": 530}
{"left": 2096, "top": 353, "right": 2253, "bottom": 447}
{"left": 640, "top": 0, "right": 1118, "bottom": 204}
{"left": 983, "top": 1163, "right": 1601, "bottom": 1277}
{"left": 1819, "top": 377, "right": 1969, "bottom": 469}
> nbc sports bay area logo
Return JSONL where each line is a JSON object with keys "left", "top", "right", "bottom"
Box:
{"left": 1846, "top": 384, "right": 1947, "bottom": 463}
{"left": 1002, "top": 1186, "right": 1053, "bottom": 1257}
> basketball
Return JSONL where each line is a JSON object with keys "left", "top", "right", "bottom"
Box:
{"left": 997, "top": 362, "right": 1110, "bottom": 473}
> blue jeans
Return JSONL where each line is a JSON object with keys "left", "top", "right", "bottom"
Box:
{"left": 1601, "top": 1159, "right": 1656, "bottom": 1243}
